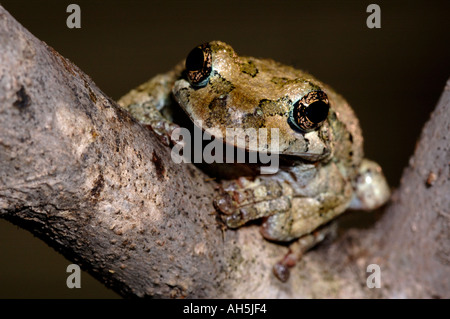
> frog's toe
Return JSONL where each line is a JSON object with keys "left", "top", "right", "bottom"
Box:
{"left": 216, "top": 178, "right": 284, "bottom": 208}
{"left": 221, "top": 196, "right": 292, "bottom": 228}
{"left": 213, "top": 193, "right": 235, "bottom": 215}
{"left": 214, "top": 178, "right": 292, "bottom": 228}
{"left": 222, "top": 204, "right": 266, "bottom": 228}
{"left": 147, "top": 120, "right": 180, "bottom": 146}
{"left": 223, "top": 211, "right": 246, "bottom": 228}
{"left": 270, "top": 222, "right": 338, "bottom": 281}
{"left": 213, "top": 180, "right": 252, "bottom": 214}
{"left": 273, "top": 252, "right": 298, "bottom": 282}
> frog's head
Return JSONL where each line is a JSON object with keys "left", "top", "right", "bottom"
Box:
{"left": 173, "top": 41, "right": 335, "bottom": 162}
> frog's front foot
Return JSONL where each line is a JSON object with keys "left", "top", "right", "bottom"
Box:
{"left": 146, "top": 119, "right": 180, "bottom": 146}
{"left": 272, "top": 222, "right": 338, "bottom": 282}
{"left": 214, "top": 177, "right": 291, "bottom": 228}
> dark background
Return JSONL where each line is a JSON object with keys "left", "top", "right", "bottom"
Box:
{"left": 0, "top": 0, "right": 448, "bottom": 298}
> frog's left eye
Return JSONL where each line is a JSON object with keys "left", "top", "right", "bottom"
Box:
{"left": 185, "top": 43, "right": 212, "bottom": 87}
{"left": 291, "top": 91, "right": 329, "bottom": 132}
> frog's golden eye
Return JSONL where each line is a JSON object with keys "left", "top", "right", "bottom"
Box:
{"left": 291, "top": 91, "right": 329, "bottom": 132}
{"left": 185, "top": 43, "right": 212, "bottom": 87}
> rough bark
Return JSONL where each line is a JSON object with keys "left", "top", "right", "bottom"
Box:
{"left": 367, "top": 80, "right": 450, "bottom": 298}
{"left": 0, "top": 6, "right": 448, "bottom": 298}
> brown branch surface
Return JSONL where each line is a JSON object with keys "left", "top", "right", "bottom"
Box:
{"left": 0, "top": 6, "right": 448, "bottom": 298}
{"left": 367, "top": 80, "right": 450, "bottom": 298}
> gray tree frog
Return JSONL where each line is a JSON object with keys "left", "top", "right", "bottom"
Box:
{"left": 118, "top": 41, "right": 390, "bottom": 281}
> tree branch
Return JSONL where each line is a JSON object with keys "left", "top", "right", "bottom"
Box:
{"left": 0, "top": 6, "right": 448, "bottom": 298}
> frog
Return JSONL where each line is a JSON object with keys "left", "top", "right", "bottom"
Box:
{"left": 118, "top": 41, "right": 391, "bottom": 282}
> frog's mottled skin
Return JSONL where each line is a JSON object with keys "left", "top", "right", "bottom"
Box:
{"left": 119, "top": 41, "right": 390, "bottom": 281}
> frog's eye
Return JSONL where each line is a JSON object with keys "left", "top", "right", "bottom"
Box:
{"left": 185, "top": 43, "right": 212, "bottom": 87}
{"left": 291, "top": 91, "right": 329, "bottom": 132}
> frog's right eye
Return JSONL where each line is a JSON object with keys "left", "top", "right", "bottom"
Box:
{"left": 185, "top": 43, "right": 212, "bottom": 87}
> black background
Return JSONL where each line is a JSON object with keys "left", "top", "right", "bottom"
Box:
{"left": 0, "top": 0, "right": 449, "bottom": 298}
